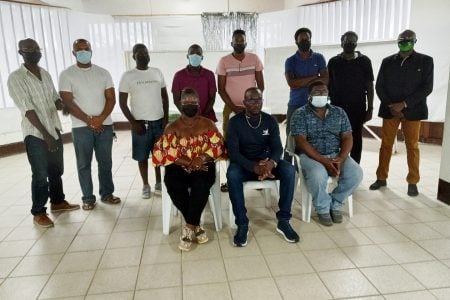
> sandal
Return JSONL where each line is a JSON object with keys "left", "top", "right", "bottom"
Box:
{"left": 82, "top": 202, "right": 96, "bottom": 210}
{"left": 101, "top": 195, "right": 121, "bottom": 204}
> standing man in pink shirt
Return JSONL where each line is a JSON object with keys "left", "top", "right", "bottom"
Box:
{"left": 172, "top": 44, "right": 217, "bottom": 122}
{"left": 217, "top": 29, "right": 264, "bottom": 191}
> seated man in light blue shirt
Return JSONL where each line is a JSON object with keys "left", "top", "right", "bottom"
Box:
{"left": 290, "top": 81, "right": 363, "bottom": 226}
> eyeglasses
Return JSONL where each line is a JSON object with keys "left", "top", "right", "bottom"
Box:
{"left": 244, "top": 98, "right": 263, "bottom": 105}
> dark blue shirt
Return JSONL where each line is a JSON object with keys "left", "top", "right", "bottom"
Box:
{"left": 227, "top": 112, "right": 283, "bottom": 172}
{"left": 285, "top": 50, "right": 327, "bottom": 108}
{"left": 290, "top": 104, "right": 352, "bottom": 155}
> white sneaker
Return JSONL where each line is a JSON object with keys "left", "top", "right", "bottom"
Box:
{"left": 142, "top": 184, "right": 151, "bottom": 199}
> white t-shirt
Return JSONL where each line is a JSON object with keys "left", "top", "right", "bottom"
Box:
{"left": 59, "top": 64, "right": 114, "bottom": 128}
{"left": 119, "top": 67, "right": 166, "bottom": 121}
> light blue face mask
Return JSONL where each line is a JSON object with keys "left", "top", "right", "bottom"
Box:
{"left": 188, "top": 54, "right": 202, "bottom": 67}
{"left": 76, "top": 50, "right": 92, "bottom": 64}
{"left": 311, "top": 95, "right": 329, "bottom": 108}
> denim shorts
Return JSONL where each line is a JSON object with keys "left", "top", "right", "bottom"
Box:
{"left": 132, "top": 119, "right": 164, "bottom": 161}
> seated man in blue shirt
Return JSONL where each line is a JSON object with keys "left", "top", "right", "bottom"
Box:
{"left": 227, "top": 87, "right": 299, "bottom": 247}
{"left": 291, "top": 81, "right": 363, "bottom": 226}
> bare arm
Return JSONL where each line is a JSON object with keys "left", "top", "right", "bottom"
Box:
{"left": 161, "top": 87, "right": 169, "bottom": 127}
{"left": 204, "top": 89, "right": 216, "bottom": 114}
{"left": 218, "top": 75, "right": 242, "bottom": 113}
{"left": 285, "top": 72, "right": 319, "bottom": 90}
{"left": 172, "top": 91, "right": 182, "bottom": 113}
{"left": 25, "top": 110, "right": 58, "bottom": 151}
{"left": 59, "top": 91, "right": 91, "bottom": 124}
{"left": 255, "top": 70, "right": 264, "bottom": 92}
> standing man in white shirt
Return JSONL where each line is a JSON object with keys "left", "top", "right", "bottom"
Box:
{"left": 59, "top": 38, "right": 121, "bottom": 210}
{"left": 119, "top": 43, "right": 169, "bottom": 198}
{"left": 8, "top": 38, "right": 80, "bottom": 227}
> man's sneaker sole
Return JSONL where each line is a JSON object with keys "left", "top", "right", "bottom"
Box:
{"left": 233, "top": 231, "right": 249, "bottom": 247}
{"left": 276, "top": 228, "right": 299, "bottom": 243}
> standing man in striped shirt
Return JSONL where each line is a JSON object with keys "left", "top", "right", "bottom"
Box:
{"left": 216, "top": 29, "right": 264, "bottom": 191}
{"left": 8, "top": 38, "right": 80, "bottom": 228}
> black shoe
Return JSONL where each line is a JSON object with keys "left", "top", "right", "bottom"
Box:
{"left": 407, "top": 184, "right": 419, "bottom": 196}
{"left": 369, "top": 180, "right": 387, "bottom": 190}
{"left": 233, "top": 225, "right": 249, "bottom": 247}
{"left": 317, "top": 213, "right": 333, "bottom": 226}
{"left": 276, "top": 220, "right": 300, "bottom": 243}
{"left": 330, "top": 210, "right": 343, "bottom": 223}
{"left": 220, "top": 183, "right": 229, "bottom": 193}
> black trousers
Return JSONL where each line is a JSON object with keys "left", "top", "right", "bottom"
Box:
{"left": 164, "top": 162, "right": 215, "bottom": 225}
{"left": 348, "top": 115, "right": 364, "bottom": 164}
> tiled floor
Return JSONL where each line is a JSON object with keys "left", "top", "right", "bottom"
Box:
{"left": 1, "top": 128, "right": 450, "bottom": 300}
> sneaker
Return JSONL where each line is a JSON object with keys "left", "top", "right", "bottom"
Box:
{"left": 33, "top": 213, "right": 54, "bottom": 228}
{"left": 142, "top": 184, "right": 151, "bottom": 199}
{"left": 369, "top": 180, "right": 387, "bottom": 190}
{"left": 276, "top": 220, "right": 300, "bottom": 243}
{"left": 407, "top": 184, "right": 419, "bottom": 196}
{"left": 101, "top": 194, "right": 121, "bottom": 204}
{"left": 51, "top": 200, "right": 80, "bottom": 212}
{"left": 317, "top": 213, "right": 333, "bottom": 226}
{"left": 194, "top": 226, "right": 208, "bottom": 244}
{"left": 179, "top": 225, "right": 195, "bottom": 251}
{"left": 330, "top": 210, "right": 343, "bottom": 223}
{"left": 154, "top": 182, "right": 162, "bottom": 192}
{"left": 233, "top": 225, "right": 249, "bottom": 247}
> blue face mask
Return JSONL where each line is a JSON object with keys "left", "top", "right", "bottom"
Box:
{"left": 76, "top": 50, "right": 92, "bottom": 64}
{"left": 188, "top": 54, "right": 202, "bottom": 67}
{"left": 311, "top": 96, "right": 329, "bottom": 108}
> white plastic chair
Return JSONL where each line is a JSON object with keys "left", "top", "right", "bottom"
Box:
{"left": 293, "top": 154, "right": 353, "bottom": 223}
{"left": 161, "top": 161, "right": 222, "bottom": 235}
{"left": 226, "top": 159, "right": 280, "bottom": 229}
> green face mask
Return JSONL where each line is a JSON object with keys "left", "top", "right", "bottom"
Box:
{"left": 398, "top": 40, "right": 414, "bottom": 52}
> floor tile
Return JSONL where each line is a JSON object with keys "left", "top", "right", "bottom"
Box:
{"left": 375, "top": 210, "right": 421, "bottom": 225}
{"left": 404, "top": 208, "right": 448, "bottom": 222}
{"left": 99, "top": 246, "right": 142, "bottom": 269}
{"left": 55, "top": 250, "right": 102, "bottom": 273}
{"left": 402, "top": 261, "right": 450, "bottom": 289}
{"left": 0, "top": 275, "right": 48, "bottom": 299}
{"left": 67, "top": 234, "right": 110, "bottom": 252}
{"left": 319, "top": 268, "right": 379, "bottom": 298}
{"left": 417, "top": 239, "right": 450, "bottom": 259}
{"left": 361, "top": 265, "right": 424, "bottom": 293}
{"left": 107, "top": 230, "right": 146, "bottom": 249}
{"left": 275, "top": 273, "right": 332, "bottom": 300}
{"left": 85, "top": 291, "right": 134, "bottom": 300}
{"left": 11, "top": 254, "right": 62, "bottom": 277}
{"left": 383, "top": 290, "right": 438, "bottom": 300}
{"left": 218, "top": 236, "right": 262, "bottom": 258}
{"left": 265, "top": 252, "right": 314, "bottom": 276}
{"left": 255, "top": 235, "right": 300, "bottom": 254}
{"left": 303, "top": 248, "right": 355, "bottom": 271}
{"left": 349, "top": 213, "right": 388, "bottom": 227}
{"left": 141, "top": 243, "right": 181, "bottom": 265}
{"left": 0, "top": 240, "right": 35, "bottom": 258}
{"left": 3, "top": 225, "right": 46, "bottom": 241}
{"left": 136, "top": 263, "right": 181, "bottom": 290}
{"left": 0, "top": 257, "right": 21, "bottom": 278}
{"left": 182, "top": 239, "right": 222, "bottom": 261}
{"left": 134, "top": 287, "right": 182, "bottom": 300}
{"left": 380, "top": 241, "right": 435, "bottom": 263}
{"left": 393, "top": 223, "right": 443, "bottom": 240}
{"left": 229, "top": 277, "right": 282, "bottom": 300}
{"left": 297, "top": 231, "right": 337, "bottom": 250}
{"left": 341, "top": 245, "right": 396, "bottom": 267}
{"left": 182, "top": 258, "right": 227, "bottom": 285}
{"left": 88, "top": 267, "right": 139, "bottom": 294}
{"left": 224, "top": 255, "right": 270, "bottom": 281}
{"left": 426, "top": 220, "right": 450, "bottom": 237}
{"left": 430, "top": 287, "right": 450, "bottom": 300}
{"left": 183, "top": 282, "right": 231, "bottom": 300}
{"left": 326, "top": 228, "right": 373, "bottom": 247}
{"left": 360, "top": 226, "right": 409, "bottom": 244}
{"left": 40, "top": 271, "right": 94, "bottom": 298}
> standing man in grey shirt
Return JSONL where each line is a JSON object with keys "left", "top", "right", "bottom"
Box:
{"left": 8, "top": 38, "right": 80, "bottom": 227}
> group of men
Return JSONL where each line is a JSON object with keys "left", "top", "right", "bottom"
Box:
{"left": 8, "top": 26, "right": 433, "bottom": 248}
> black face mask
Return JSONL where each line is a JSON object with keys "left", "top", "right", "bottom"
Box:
{"left": 343, "top": 43, "right": 356, "bottom": 54}
{"left": 181, "top": 104, "right": 199, "bottom": 118}
{"left": 136, "top": 56, "right": 150, "bottom": 66}
{"left": 232, "top": 44, "right": 246, "bottom": 54}
{"left": 296, "top": 41, "right": 311, "bottom": 52}
{"left": 21, "top": 51, "right": 42, "bottom": 64}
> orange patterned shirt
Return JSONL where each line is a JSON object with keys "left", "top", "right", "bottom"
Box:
{"left": 152, "top": 130, "right": 226, "bottom": 166}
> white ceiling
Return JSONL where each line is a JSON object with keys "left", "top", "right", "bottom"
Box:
{"left": 39, "top": 0, "right": 330, "bottom": 15}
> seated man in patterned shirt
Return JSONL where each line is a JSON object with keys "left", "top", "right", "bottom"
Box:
{"left": 290, "top": 81, "right": 363, "bottom": 226}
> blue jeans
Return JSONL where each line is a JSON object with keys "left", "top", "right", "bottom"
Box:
{"left": 227, "top": 160, "right": 295, "bottom": 226}
{"left": 72, "top": 125, "right": 114, "bottom": 203}
{"left": 299, "top": 153, "right": 363, "bottom": 214}
{"left": 25, "top": 133, "right": 65, "bottom": 215}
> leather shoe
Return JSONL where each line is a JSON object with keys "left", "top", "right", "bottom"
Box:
{"left": 330, "top": 210, "right": 343, "bottom": 223}
{"left": 369, "top": 180, "right": 387, "bottom": 190}
{"left": 407, "top": 184, "right": 419, "bottom": 196}
{"left": 33, "top": 213, "right": 54, "bottom": 228}
{"left": 317, "top": 213, "right": 333, "bottom": 226}
{"left": 51, "top": 200, "right": 80, "bottom": 212}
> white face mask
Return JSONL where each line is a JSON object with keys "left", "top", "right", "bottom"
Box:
{"left": 311, "top": 95, "right": 328, "bottom": 108}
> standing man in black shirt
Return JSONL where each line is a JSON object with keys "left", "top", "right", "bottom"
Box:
{"left": 227, "top": 87, "right": 299, "bottom": 247}
{"left": 369, "top": 30, "right": 434, "bottom": 196}
{"left": 328, "top": 31, "right": 374, "bottom": 164}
